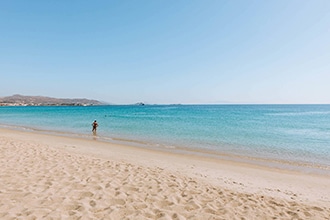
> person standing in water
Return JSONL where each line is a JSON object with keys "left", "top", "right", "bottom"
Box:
{"left": 92, "top": 120, "right": 98, "bottom": 133}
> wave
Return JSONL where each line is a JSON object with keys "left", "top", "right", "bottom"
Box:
{"left": 266, "top": 111, "right": 330, "bottom": 116}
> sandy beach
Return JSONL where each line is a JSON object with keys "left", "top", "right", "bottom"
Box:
{"left": 0, "top": 128, "right": 329, "bottom": 219}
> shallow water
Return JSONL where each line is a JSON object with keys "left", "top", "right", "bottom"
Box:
{"left": 1, "top": 104, "right": 330, "bottom": 172}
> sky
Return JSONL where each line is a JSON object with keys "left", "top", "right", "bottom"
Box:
{"left": 1, "top": 0, "right": 329, "bottom": 104}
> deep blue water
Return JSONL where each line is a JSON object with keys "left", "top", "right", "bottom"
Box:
{"left": 1, "top": 105, "right": 330, "bottom": 170}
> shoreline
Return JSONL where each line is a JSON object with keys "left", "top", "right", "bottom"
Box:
{"left": 0, "top": 127, "right": 329, "bottom": 218}
{"left": 1, "top": 123, "right": 330, "bottom": 177}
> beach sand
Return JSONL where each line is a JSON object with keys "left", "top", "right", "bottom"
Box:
{"left": 0, "top": 128, "right": 329, "bottom": 219}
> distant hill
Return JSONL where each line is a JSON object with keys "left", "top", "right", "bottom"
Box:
{"left": 0, "top": 94, "right": 104, "bottom": 106}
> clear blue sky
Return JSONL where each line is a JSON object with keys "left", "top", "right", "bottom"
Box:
{"left": 1, "top": 0, "right": 329, "bottom": 104}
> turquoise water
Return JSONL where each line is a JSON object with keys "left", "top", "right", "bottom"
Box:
{"left": 1, "top": 105, "right": 330, "bottom": 171}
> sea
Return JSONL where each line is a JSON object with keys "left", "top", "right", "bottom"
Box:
{"left": 1, "top": 104, "right": 330, "bottom": 174}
